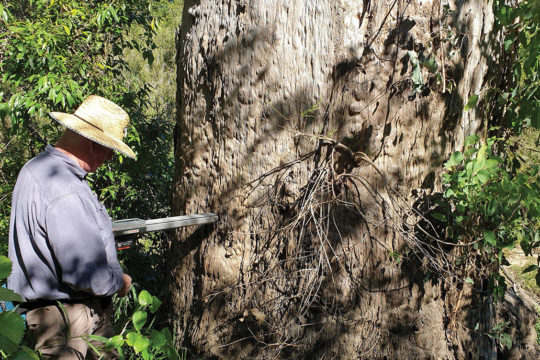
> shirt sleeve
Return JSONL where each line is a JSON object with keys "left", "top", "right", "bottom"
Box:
{"left": 45, "top": 193, "right": 124, "bottom": 297}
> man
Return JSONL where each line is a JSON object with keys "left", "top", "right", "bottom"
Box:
{"left": 7, "top": 95, "right": 135, "bottom": 359}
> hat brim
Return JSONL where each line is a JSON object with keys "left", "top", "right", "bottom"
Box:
{"left": 50, "top": 112, "right": 136, "bottom": 159}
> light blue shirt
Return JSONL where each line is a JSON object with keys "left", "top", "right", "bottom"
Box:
{"left": 7, "top": 145, "right": 123, "bottom": 302}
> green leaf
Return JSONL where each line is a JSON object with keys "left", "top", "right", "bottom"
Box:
{"left": 499, "top": 333, "right": 512, "bottom": 350}
{"left": 126, "top": 332, "right": 138, "bottom": 346}
{"left": 476, "top": 169, "right": 491, "bottom": 184}
{"left": 0, "top": 311, "right": 25, "bottom": 348}
{"left": 106, "top": 335, "right": 124, "bottom": 351}
{"left": 149, "top": 329, "right": 167, "bottom": 348}
{"left": 465, "top": 277, "right": 474, "bottom": 284}
{"left": 160, "top": 327, "right": 173, "bottom": 342}
{"left": 431, "top": 212, "right": 447, "bottom": 222}
{"left": 464, "top": 94, "right": 479, "bottom": 111}
{"left": 133, "top": 334, "right": 150, "bottom": 353}
{"left": 445, "top": 151, "right": 464, "bottom": 169}
{"left": 491, "top": 321, "right": 509, "bottom": 332}
{"left": 85, "top": 335, "right": 109, "bottom": 343}
{"left": 522, "top": 265, "right": 537, "bottom": 274}
{"left": 149, "top": 296, "right": 162, "bottom": 314}
{"left": 0, "top": 287, "right": 23, "bottom": 302}
{"left": 138, "top": 290, "right": 152, "bottom": 307}
{"left": 0, "top": 255, "right": 12, "bottom": 280}
{"left": 0, "top": 334, "right": 18, "bottom": 355}
{"left": 132, "top": 310, "right": 147, "bottom": 332}
{"left": 484, "top": 230, "right": 496, "bottom": 246}
{"left": 465, "top": 134, "right": 480, "bottom": 146}
{"left": 10, "top": 345, "right": 40, "bottom": 360}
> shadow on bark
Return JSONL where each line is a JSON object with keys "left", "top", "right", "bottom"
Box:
{"left": 166, "top": 1, "right": 539, "bottom": 359}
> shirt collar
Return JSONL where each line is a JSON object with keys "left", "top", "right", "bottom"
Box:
{"left": 44, "top": 144, "right": 88, "bottom": 179}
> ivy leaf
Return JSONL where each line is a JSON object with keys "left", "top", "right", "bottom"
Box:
{"left": 149, "top": 296, "right": 162, "bottom": 314}
{"left": 106, "top": 335, "right": 124, "bottom": 351}
{"left": 464, "top": 94, "right": 479, "bottom": 111}
{"left": 484, "top": 230, "right": 496, "bottom": 246}
{"left": 149, "top": 329, "right": 167, "bottom": 348}
{"left": 133, "top": 334, "right": 150, "bottom": 354}
{"left": 138, "top": 290, "right": 152, "bottom": 307}
{"left": 126, "top": 332, "right": 138, "bottom": 346}
{"left": 132, "top": 310, "right": 147, "bottom": 332}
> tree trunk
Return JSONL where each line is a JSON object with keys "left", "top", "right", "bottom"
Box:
{"left": 168, "top": 0, "right": 503, "bottom": 358}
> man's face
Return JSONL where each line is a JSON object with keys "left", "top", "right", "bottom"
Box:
{"left": 88, "top": 143, "right": 113, "bottom": 172}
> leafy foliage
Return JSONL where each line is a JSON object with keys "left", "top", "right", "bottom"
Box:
{"left": 0, "top": 256, "right": 38, "bottom": 360}
{"left": 91, "top": 289, "right": 181, "bottom": 360}
{"left": 493, "top": 0, "right": 540, "bottom": 130}
{"left": 0, "top": 0, "right": 175, "bottom": 251}
{"left": 439, "top": 135, "right": 539, "bottom": 296}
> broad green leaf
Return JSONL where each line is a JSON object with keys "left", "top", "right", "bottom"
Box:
{"left": 132, "top": 310, "right": 147, "bottom": 332}
{"left": 464, "top": 94, "right": 479, "bottom": 111}
{"left": 149, "top": 329, "right": 167, "bottom": 348}
{"left": 138, "top": 290, "right": 152, "bottom": 307}
{"left": 0, "top": 255, "right": 12, "bottom": 280}
{"left": 0, "top": 311, "right": 25, "bottom": 346}
{"left": 106, "top": 335, "right": 124, "bottom": 351}
{"left": 10, "top": 345, "right": 40, "bottom": 360}
{"left": 445, "top": 151, "right": 463, "bottom": 169}
{"left": 0, "top": 287, "right": 23, "bottom": 302}
{"left": 465, "top": 134, "right": 480, "bottom": 146}
{"left": 484, "top": 230, "right": 496, "bottom": 246}
{"left": 485, "top": 159, "right": 500, "bottom": 169}
{"left": 160, "top": 327, "right": 173, "bottom": 342}
{"left": 149, "top": 296, "right": 162, "bottom": 314}
{"left": 476, "top": 170, "right": 490, "bottom": 184}
{"left": 499, "top": 333, "right": 512, "bottom": 350}
{"left": 126, "top": 332, "right": 138, "bottom": 346}
{"left": 133, "top": 334, "right": 150, "bottom": 353}
{"left": 0, "top": 334, "right": 18, "bottom": 355}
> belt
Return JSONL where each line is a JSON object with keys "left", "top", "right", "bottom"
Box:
{"left": 16, "top": 297, "right": 112, "bottom": 313}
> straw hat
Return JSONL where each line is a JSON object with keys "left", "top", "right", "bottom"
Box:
{"left": 49, "top": 95, "right": 136, "bottom": 159}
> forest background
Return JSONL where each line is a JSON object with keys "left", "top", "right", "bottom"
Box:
{"left": 0, "top": 0, "right": 539, "bottom": 358}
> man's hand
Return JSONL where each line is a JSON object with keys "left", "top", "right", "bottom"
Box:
{"left": 117, "top": 273, "right": 132, "bottom": 297}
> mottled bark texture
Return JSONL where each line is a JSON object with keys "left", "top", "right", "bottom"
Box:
{"left": 168, "top": 1, "right": 534, "bottom": 359}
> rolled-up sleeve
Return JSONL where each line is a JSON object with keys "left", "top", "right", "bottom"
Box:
{"left": 45, "top": 193, "right": 124, "bottom": 297}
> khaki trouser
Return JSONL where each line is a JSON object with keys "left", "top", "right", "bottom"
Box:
{"left": 25, "top": 298, "right": 118, "bottom": 360}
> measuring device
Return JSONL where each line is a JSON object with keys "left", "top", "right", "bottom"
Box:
{"left": 113, "top": 213, "right": 218, "bottom": 250}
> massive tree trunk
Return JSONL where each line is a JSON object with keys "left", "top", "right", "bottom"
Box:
{"left": 166, "top": 1, "right": 524, "bottom": 358}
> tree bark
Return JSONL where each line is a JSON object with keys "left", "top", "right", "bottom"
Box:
{"left": 168, "top": 1, "right": 505, "bottom": 358}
